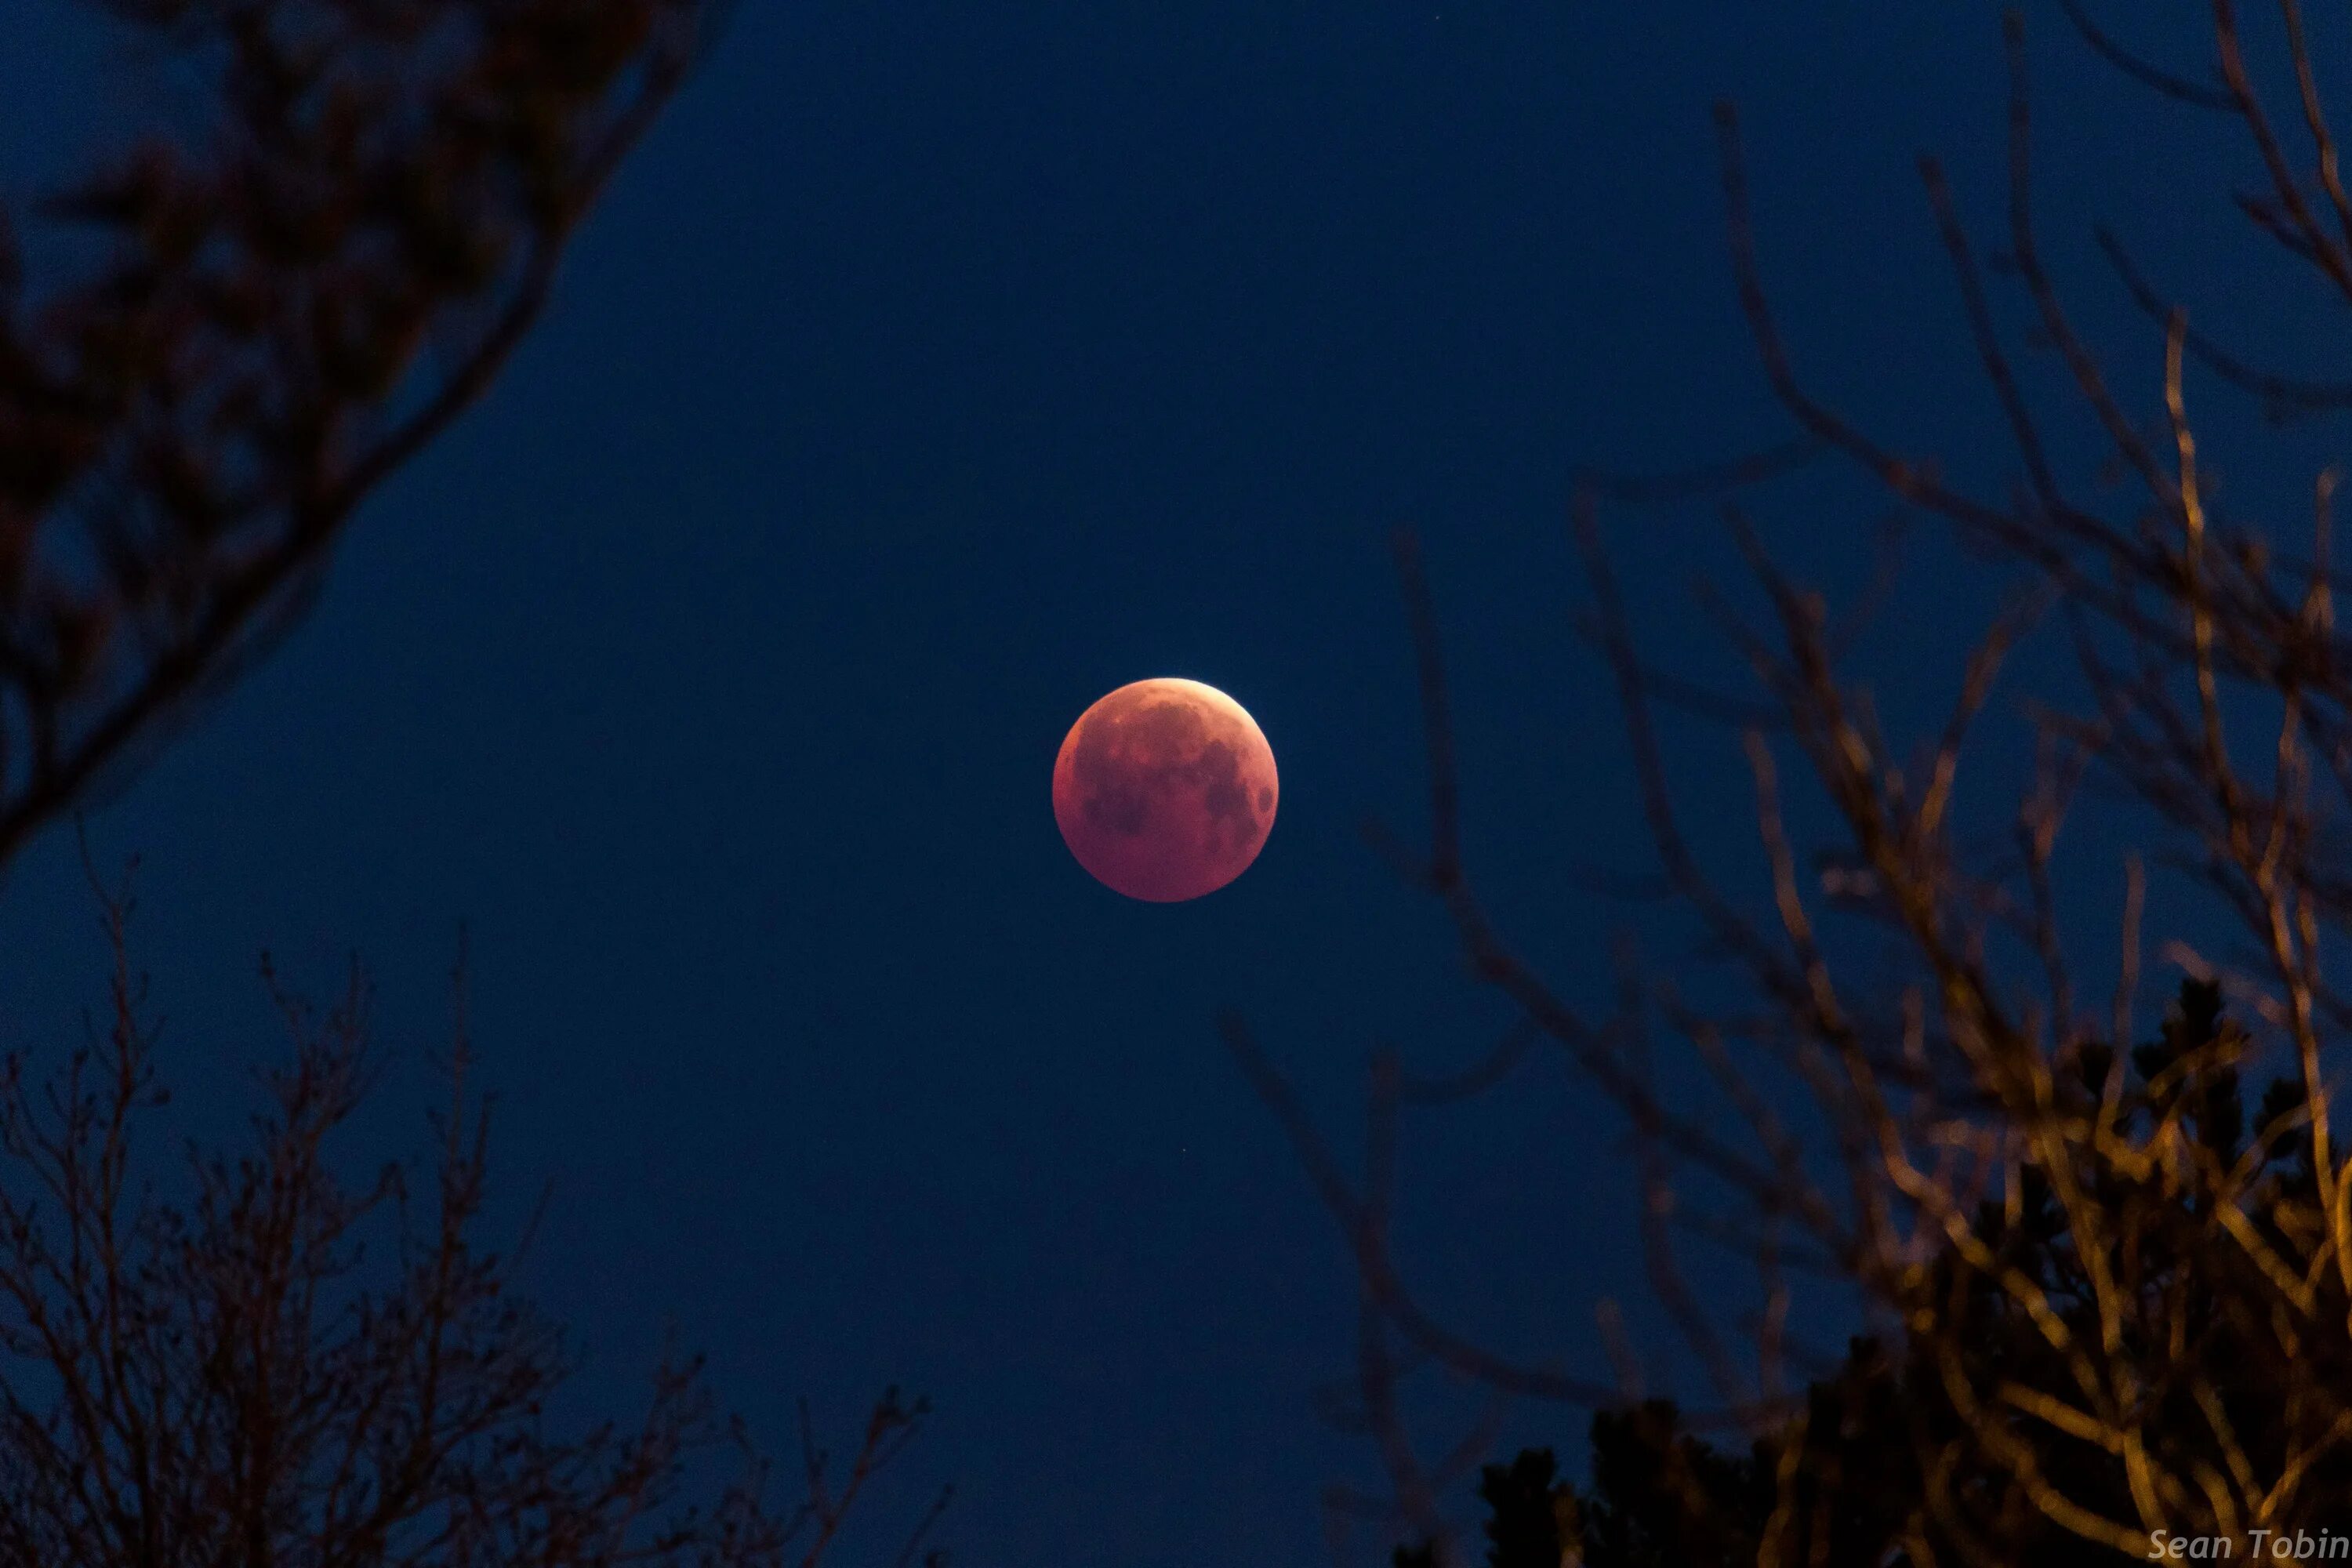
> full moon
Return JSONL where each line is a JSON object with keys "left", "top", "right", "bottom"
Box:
{"left": 1052, "top": 677, "right": 1279, "bottom": 902}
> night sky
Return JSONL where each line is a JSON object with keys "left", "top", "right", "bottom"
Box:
{"left": 0, "top": 5, "right": 2318, "bottom": 1562}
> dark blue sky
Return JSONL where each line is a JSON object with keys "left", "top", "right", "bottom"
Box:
{"left": 0, "top": 4, "right": 2317, "bottom": 1562}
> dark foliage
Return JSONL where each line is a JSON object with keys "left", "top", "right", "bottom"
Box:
{"left": 1419, "top": 981, "right": 2352, "bottom": 1567}
{"left": 0, "top": 0, "right": 710, "bottom": 868}
{"left": 1395, "top": 1450, "right": 1581, "bottom": 1568}
{"left": 1243, "top": 6, "right": 2352, "bottom": 1562}
{"left": 0, "top": 6, "right": 962, "bottom": 1566}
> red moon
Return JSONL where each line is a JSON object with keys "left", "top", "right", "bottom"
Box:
{"left": 1053, "top": 677, "right": 1279, "bottom": 902}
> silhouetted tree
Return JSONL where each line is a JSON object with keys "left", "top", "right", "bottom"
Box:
{"left": 1392, "top": 1450, "right": 1579, "bottom": 1568}
{"left": 1236, "top": 5, "right": 2352, "bottom": 1562}
{"left": 1414, "top": 983, "right": 2352, "bottom": 1565}
{"left": 0, "top": 873, "right": 948, "bottom": 1566}
{"left": 0, "top": 7, "right": 949, "bottom": 1563}
{"left": 0, "top": 0, "right": 711, "bottom": 868}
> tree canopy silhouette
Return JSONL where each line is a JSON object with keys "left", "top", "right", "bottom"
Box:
{"left": 0, "top": 0, "right": 709, "bottom": 868}
{"left": 0, "top": 874, "right": 946, "bottom": 1567}
{"left": 1404, "top": 978, "right": 2352, "bottom": 1566}
{"left": 0, "top": 12, "right": 959, "bottom": 1557}
{"left": 1234, "top": 6, "right": 2352, "bottom": 1562}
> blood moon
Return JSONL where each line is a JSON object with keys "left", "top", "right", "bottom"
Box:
{"left": 1052, "top": 677, "right": 1279, "bottom": 902}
